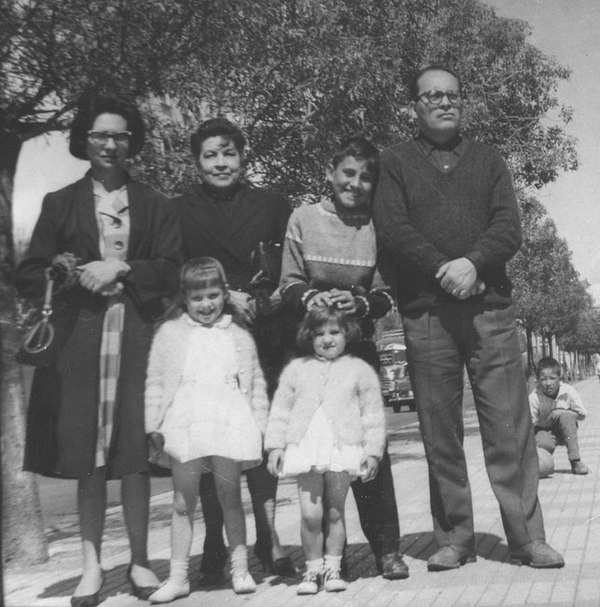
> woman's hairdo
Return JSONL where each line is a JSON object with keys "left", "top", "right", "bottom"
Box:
{"left": 69, "top": 93, "right": 145, "bottom": 160}
{"left": 296, "top": 305, "right": 361, "bottom": 354}
{"left": 190, "top": 117, "right": 246, "bottom": 157}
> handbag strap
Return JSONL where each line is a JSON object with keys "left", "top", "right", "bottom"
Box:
{"left": 42, "top": 266, "right": 55, "bottom": 318}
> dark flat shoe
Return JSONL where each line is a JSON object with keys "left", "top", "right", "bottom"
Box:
{"left": 71, "top": 593, "right": 100, "bottom": 607}
{"left": 197, "top": 569, "right": 227, "bottom": 587}
{"left": 271, "top": 556, "right": 297, "bottom": 577}
{"left": 71, "top": 574, "right": 104, "bottom": 607}
{"left": 127, "top": 563, "right": 159, "bottom": 600}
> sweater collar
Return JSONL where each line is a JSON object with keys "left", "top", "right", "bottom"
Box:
{"left": 320, "top": 196, "right": 371, "bottom": 226}
{"left": 183, "top": 313, "right": 233, "bottom": 329}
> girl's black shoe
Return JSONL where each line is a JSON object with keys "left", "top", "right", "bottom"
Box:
{"left": 127, "top": 563, "right": 159, "bottom": 600}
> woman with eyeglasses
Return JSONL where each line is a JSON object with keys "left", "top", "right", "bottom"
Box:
{"left": 15, "top": 93, "right": 182, "bottom": 607}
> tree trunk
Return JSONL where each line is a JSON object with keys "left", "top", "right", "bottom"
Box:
{"left": 526, "top": 326, "right": 535, "bottom": 376}
{"left": 0, "top": 134, "right": 49, "bottom": 566}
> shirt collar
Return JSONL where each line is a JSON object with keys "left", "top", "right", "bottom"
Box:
{"left": 417, "top": 133, "right": 463, "bottom": 154}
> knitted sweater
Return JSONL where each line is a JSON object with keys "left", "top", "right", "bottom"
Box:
{"left": 279, "top": 197, "right": 392, "bottom": 333}
{"left": 145, "top": 314, "right": 269, "bottom": 435}
{"left": 264, "top": 354, "right": 386, "bottom": 458}
{"left": 372, "top": 139, "right": 521, "bottom": 312}
{"left": 529, "top": 382, "right": 587, "bottom": 429}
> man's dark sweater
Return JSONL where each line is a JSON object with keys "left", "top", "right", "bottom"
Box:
{"left": 373, "top": 138, "right": 521, "bottom": 312}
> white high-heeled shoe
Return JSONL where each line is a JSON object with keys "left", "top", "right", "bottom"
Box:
{"left": 148, "top": 579, "right": 190, "bottom": 603}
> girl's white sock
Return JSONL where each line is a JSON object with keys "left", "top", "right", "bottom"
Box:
{"left": 230, "top": 545, "right": 249, "bottom": 575}
{"left": 324, "top": 554, "right": 342, "bottom": 571}
{"left": 305, "top": 557, "right": 324, "bottom": 573}
{"left": 169, "top": 558, "right": 189, "bottom": 585}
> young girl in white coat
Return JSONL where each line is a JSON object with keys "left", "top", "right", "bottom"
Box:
{"left": 145, "top": 257, "right": 269, "bottom": 601}
{"left": 266, "top": 306, "right": 386, "bottom": 594}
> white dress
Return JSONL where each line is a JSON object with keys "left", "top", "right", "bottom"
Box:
{"left": 281, "top": 406, "right": 364, "bottom": 478}
{"left": 161, "top": 314, "right": 262, "bottom": 469}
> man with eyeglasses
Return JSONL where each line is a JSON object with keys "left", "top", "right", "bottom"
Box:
{"left": 373, "top": 65, "right": 564, "bottom": 572}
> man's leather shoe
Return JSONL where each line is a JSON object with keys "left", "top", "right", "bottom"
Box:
{"left": 427, "top": 545, "right": 476, "bottom": 571}
{"left": 510, "top": 540, "right": 564, "bottom": 568}
{"left": 380, "top": 552, "right": 409, "bottom": 580}
{"left": 571, "top": 460, "right": 590, "bottom": 475}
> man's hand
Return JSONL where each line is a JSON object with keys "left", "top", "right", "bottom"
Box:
{"left": 436, "top": 258, "right": 484, "bottom": 299}
{"left": 267, "top": 449, "right": 284, "bottom": 476}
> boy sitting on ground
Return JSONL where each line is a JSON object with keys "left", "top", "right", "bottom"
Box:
{"left": 529, "top": 357, "right": 590, "bottom": 476}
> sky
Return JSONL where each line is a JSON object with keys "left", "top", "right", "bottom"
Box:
{"left": 13, "top": 0, "right": 600, "bottom": 301}
{"left": 482, "top": 0, "right": 600, "bottom": 301}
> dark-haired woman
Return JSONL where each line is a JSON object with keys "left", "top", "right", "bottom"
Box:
{"left": 16, "top": 94, "right": 181, "bottom": 606}
{"left": 174, "top": 118, "right": 294, "bottom": 582}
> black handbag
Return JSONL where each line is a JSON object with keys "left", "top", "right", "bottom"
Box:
{"left": 17, "top": 268, "right": 57, "bottom": 367}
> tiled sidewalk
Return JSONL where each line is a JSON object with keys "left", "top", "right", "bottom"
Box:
{"left": 5, "top": 378, "right": 600, "bottom": 607}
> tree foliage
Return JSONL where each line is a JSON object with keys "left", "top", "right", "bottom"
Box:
{"left": 132, "top": 0, "right": 579, "bottom": 198}
{"left": 509, "top": 196, "right": 592, "bottom": 342}
{"left": 559, "top": 307, "right": 600, "bottom": 354}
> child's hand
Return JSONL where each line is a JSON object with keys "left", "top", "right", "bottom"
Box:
{"left": 548, "top": 409, "right": 576, "bottom": 423}
{"left": 328, "top": 289, "right": 357, "bottom": 314}
{"left": 307, "top": 291, "right": 333, "bottom": 309}
{"left": 267, "top": 449, "right": 284, "bottom": 476}
{"left": 147, "top": 432, "right": 165, "bottom": 464}
{"left": 359, "top": 455, "right": 379, "bottom": 482}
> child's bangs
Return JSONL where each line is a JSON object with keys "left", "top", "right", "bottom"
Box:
{"left": 182, "top": 268, "right": 224, "bottom": 292}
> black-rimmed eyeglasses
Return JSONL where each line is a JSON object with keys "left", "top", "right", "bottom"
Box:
{"left": 417, "top": 90, "right": 463, "bottom": 106}
{"left": 87, "top": 131, "right": 132, "bottom": 145}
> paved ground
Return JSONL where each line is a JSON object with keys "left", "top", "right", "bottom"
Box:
{"left": 5, "top": 378, "right": 600, "bottom": 607}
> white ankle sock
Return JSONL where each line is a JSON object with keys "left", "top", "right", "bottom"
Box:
{"left": 169, "top": 558, "right": 189, "bottom": 586}
{"left": 324, "top": 555, "right": 341, "bottom": 571}
{"left": 230, "top": 545, "right": 248, "bottom": 575}
{"left": 305, "top": 557, "right": 324, "bottom": 573}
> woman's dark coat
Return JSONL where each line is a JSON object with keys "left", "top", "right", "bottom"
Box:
{"left": 16, "top": 174, "right": 182, "bottom": 479}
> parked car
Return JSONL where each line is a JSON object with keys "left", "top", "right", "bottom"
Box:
{"left": 377, "top": 329, "right": 415, "bottom": 412}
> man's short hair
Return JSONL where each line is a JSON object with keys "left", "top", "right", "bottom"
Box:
{"left": 330, "top": 136, "right": 379, "bottom": 180}
{"left": 190, "top": 118, "right": 246, "bottom": 157}
{"left": 409, "top": 65, "right": 463, "bottom": 101}
{"left": 535, "top": 357, "right": 562, "bottom": 377}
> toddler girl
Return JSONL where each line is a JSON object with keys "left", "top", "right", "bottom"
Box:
{"left": 145, "top": 257, "right": 269, "bottom": 601}
{"left": 265, "top": 306, "right": 386, "bottom": 594}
